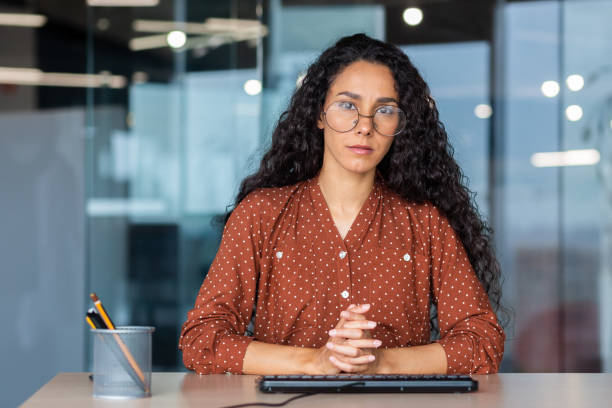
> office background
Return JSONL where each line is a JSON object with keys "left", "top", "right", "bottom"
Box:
{"left": 1, "top": 0, "right": 610, "bottom": 405}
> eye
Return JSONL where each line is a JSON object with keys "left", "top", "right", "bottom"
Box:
{"left": 376, "top": 105, "right": 397, "bottom": 115}
{"left": 336, "top": 101, "right": 357, "bottom": 111}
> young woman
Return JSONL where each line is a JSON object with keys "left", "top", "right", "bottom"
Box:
{"left": 179, "top": 34, "right": 506, "bottom": 375}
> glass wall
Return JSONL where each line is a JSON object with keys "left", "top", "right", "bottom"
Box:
{"left": 84, "top": 0, "right": 265, "bottom": 370}
{"left": 1, "top": 0, "right": 610, "bottom": 404}
{"left": 562, "top": 0, "right": 612, "bottom": 372}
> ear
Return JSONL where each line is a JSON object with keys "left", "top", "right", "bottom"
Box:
{"left": 317, "top": 112, "right": 325, "bottom": 130}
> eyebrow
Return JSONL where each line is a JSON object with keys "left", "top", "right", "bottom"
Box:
{"left": 336, "top": 91, "right": 398, "bottom": 104}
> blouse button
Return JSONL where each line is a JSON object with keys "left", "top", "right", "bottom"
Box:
{"left": 339, "top": 251, "right": 347, "bottom": 259}
{"left": 276, "top": 251, "right": 283, "bottom": 259}
{"left": 341, "top": 290, "right": 349, "bottom": 299}
{"left": 403, "top": 253, "right": 411, "bottom": 262}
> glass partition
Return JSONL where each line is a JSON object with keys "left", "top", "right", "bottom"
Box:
{"left": 80, "top": 0, "right": 612, "bottom": 372}
{"left": 561, "top": 0, "right": 612, "bottom": 372}
{"left": 85, "top": 0, "right": 265, "bottom": 370}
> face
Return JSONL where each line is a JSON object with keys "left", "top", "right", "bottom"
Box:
{"left": 317, "top": 60, "right": 398, "bottom": 177}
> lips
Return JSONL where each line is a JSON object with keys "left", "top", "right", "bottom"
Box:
{"left": 348, "top": 145, "right": 373, "bottom": 155}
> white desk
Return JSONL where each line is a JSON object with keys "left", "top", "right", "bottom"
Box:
{"left": 21, "top": 372, "right": 612, "bottom": 407}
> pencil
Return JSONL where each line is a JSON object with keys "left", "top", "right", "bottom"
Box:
{"left": 89, "top": 292, "right": 148, "bottom": 392}
{"left": 85, "top": 316, "right": 97, "bottom": 330}
{"left": 90, "top": 293, "right": 115, "bottom": 329}
{"left": 87, "top": 309, "right": 106, "bottom": 329}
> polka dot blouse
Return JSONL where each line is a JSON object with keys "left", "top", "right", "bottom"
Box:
{"left": 179, "top": 177, "right": 505, "bottom": 375}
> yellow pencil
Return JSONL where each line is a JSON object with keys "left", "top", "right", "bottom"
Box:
{"left": 89, "top": 292, "right": 148, "bottom": 392}
{"left": 85, "top": 316, "right": 97, "bottom": 330}
{"left": 90, "top": 293, "right": 115, "bottom": 329}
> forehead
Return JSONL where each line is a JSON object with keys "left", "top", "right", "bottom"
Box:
{"left": 328, "top": 60, "right": 397, "bottom": 99}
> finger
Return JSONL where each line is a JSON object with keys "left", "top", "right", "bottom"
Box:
{"left": 330, "top": 352, "right": 375, "bottom": 367}
{"left": 326, "top": 342, "right": 361, "bottom": 357}
{"left": 341, "top": 320, "right": 376, "bottom": 330}
{"left": 334, "top": 317, "right": 346, "bottom": 330}
{"left": 329, "top": 328, "right": 364, "bottom": 339}
{"left": 335, "top": 305, "right": 364, "bottom": 328}
{"left": 341, "top": 354, "right": 376, "bottom": 365}
{"left": 329, "top": 355, "right": 367, "bottom": 373}
{"left": 339, "top": 310, "right": 367, "bottom": 321}
{"left": 335, "top": 304, "right": 371, "bottom": 330}
{"left": 346, "top": 304, "right": 370, "bottom": 314}
{"left": 345, "top": 339, "right": 382, "bottom": 349}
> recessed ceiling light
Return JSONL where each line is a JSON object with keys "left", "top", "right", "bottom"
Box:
{"left": 541, "top": 80, "right": 560, "bottom": 98}
{"left": 474, "top": 104, "right": 492, "bottom": 119}
{"left": 166, "top": 31, "right": 187, "bottom": 48}
{"left": 565, "top": 105, "right": 583, "bottom": 122}
{"left": 402, "top": 8, "right": 423, "bottom": 26}
{"left": 244, "top": 79, "right": 262, "bottom": 96}
{"left": 566, "top": 74, "right": 584, "bottom": 91}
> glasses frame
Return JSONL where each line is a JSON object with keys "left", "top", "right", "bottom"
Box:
{"left": 322, "top": 101, "right": 407, "bottom": 137}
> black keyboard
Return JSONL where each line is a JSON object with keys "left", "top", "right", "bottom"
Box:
{"left": 257, "top": 374, "right": 478, "bottom": 393}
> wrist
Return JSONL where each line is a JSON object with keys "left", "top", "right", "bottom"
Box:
{"left": 298, "top": 347, "right": 318, "bottom": 375}
{"left": 375, "top": 348, "right": 393, "bottom": 374}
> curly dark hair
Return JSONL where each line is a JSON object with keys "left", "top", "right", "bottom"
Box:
{"left": 229, "top": 33, "right": 509, "bottom": 329}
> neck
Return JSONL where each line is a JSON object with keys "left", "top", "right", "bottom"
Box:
{"left": 317, "top": 162, "right": 376, "bottom": 213}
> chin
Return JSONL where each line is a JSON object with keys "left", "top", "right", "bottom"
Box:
{"left": 342, "top": 161, "right": 377, "bottom": 175}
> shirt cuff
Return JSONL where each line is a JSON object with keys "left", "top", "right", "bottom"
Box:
{"left": 436, "top": 336, "right": 472, "bottom": 374}
{"left": 213, "top": 334, "right": 255, "bottom": 374}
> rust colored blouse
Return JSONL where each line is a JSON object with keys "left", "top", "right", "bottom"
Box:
{"left": 179, "top": 177, "right": 505, "bottom": 375}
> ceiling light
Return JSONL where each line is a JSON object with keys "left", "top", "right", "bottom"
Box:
{"left": 402, "top": 8, "right": 423, "bottom": 26}
{"left": 130, "top": 19, "right": 268, "bottom": 52}
{"left": 0, "top": 13, "right": 46, "bottom": 27}
{"left": 132, "top": 71, "right": 148, "bottom": 84}
{"left": 133, "top": 18, "right": 267, "bottom": 36}
{"left": 531, "top": 149, "right": 600, "bottom": 167}
{"left": 566, "top": 74, "right": 584, "bottom": 91}
{"left": 87, "top": 199, "right": 166, "bottom": 217}
{"left": 87, "top": 0, "right": 159, "bottom": 6}
{"left": 565, "top": 105, "right": 583, "bottom": 122}
{"left": 166, "top": 31, "right": 187, "bottom": 48}
{"left": 244, "top": 79, "right": 262, "bottom": 96}
{"left": 0, "top": 66, "right": 126, "bottom": 88}
{"left": 474, "top": 104, "right": 492, "bottom": 119}
{"left": 129, "top": 34, "right": 167, "bottom": 51}
{"left": 96, "top": 18, "right": 110, "bottom": 31}
{"left": 541, "top": 80, "right": 560, "bottom": 98}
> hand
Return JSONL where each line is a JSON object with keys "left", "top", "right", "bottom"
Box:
{"left": 326, "top": 304, "right": 382, "bottom": 373}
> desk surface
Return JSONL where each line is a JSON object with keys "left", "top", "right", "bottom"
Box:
{"left": 21, "top": 372, "right": 612, "bottom": 408}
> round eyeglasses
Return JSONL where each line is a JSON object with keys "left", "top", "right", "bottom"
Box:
{"left": 322, "top": 101, "right": 407, "bottom": 137}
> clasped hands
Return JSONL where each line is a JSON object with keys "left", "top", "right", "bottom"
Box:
{"left": 313, "top": 303, "right": 383, "bottom": 374}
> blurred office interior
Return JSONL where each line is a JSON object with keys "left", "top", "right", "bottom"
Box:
{"left": 1, "top": 0, "right": 611, "bottom": 405}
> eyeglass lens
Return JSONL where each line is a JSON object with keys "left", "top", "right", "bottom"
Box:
{"left": 324, "top": 101, "right": 406, "bottom": 136}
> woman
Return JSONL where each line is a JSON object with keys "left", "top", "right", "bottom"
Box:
{"left": 179, "top": 33, "right": 506, "bottom": 375}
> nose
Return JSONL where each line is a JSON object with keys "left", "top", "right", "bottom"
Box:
{"left": 355, "top": 113, "right": 374, "bottom": 136}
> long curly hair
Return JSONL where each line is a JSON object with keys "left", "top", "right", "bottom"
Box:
{"left": 229, "top": 33, "right": 509, "bottom": 329}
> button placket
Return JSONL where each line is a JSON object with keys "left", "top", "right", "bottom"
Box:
{"left": 336, "top": 246, "right": 351, "bottom": 303}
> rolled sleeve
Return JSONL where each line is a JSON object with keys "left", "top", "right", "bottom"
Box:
{"left": 179, "top": 194, "right": 263, "bottom": 374}
{"left": 183, "top": 329, "right": 254, "bottom": 374}
{"left": 429, "top": 206, "right": 505, "bottom": 374}
{"left": 436, "top": 310, "right": 505, "bottom": 374}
